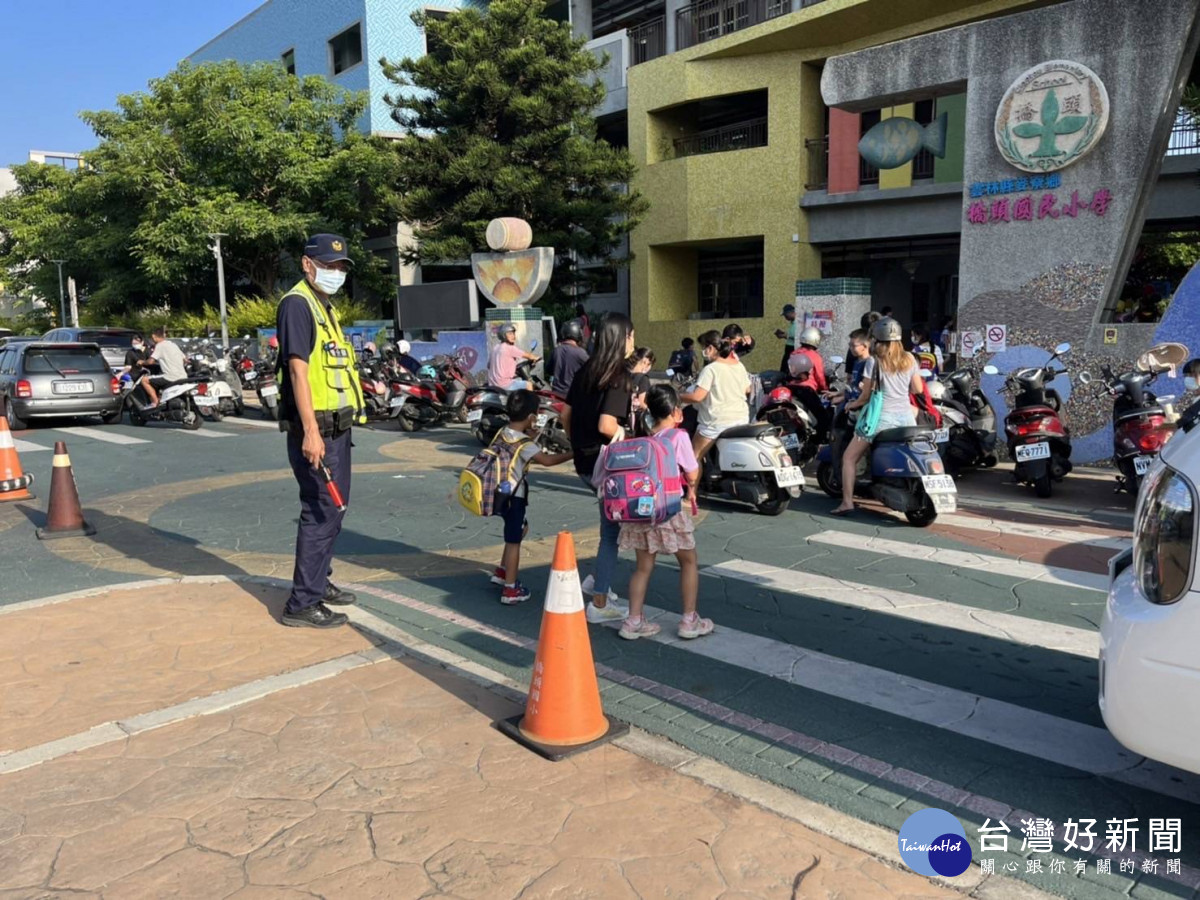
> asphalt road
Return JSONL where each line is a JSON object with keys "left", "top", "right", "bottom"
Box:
{"left": 2, "top": 411, "right": 1195, "bottom": 900}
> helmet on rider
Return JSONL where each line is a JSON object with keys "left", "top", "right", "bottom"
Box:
{"left": 768, "top": 385, "right": 793, "bottom": 404}
{"left": 787, "top": 351, "right": 814, "bottom": 379}
{"left": 560, "top": 320, "right": 584, "bottom": 343}
{"left": 871, "top": 317, "right": 903, "bottom": 343}
{"left": 499, "top": 323, "right": 516, "bottom": 337}
{"left": 397, "top": 339, "right": 411, "bottom": 355}
{"left": 799, "top": 326, "right": 822, "bottom": 348}
{"left": 268, "top": 335, "right": 279, "bottom": 349}
{"left": 363, "top": 341, "right": 377, "bottom": 357}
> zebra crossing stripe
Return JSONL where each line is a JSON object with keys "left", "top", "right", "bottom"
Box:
{"left": 808, "top": 530, "right": 1108, "bottom": 593}
{"left": 54, "top": 426, "right": 150, "bottom": 446}
{"left": 935, "top": 513, "right": 1129, "bottom": 551}
{"left": 704, "top": 559, "right": 1098, "bottom": 657}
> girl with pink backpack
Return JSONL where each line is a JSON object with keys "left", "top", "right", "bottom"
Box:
{"left": 616, "top": 384, "right": 713, "bottom": 641}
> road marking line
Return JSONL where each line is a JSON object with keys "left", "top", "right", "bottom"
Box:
{"left": 935, "top": 513, "right": 1130, "bottom": 551}
{"left": 170, "top": 428, "right": 235, "bottom": 438}
{"left": 352, "top": 582, "right": 1200, "bottom": 854}
{"left": 809, "top": 530, "right": 1108, "bottom": 593}
{"left": 220, "top": 417, "right": 280, "bottom": 429}
{"left": 704, "top": 559, "right": 1098, "bottom": 657}
{"left": 54, "top": 426, "right": 150, "bottom": 446}
{"left": 13, "top": 439, "right": 49, "bottom": 453}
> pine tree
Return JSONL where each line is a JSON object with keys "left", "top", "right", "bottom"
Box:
{"left": 381, "top": 0, "right": 647, "bottom": 314}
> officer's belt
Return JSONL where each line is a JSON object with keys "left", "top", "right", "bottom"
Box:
{"left": 281, "top": 407, "right": 357, "bottom": 437}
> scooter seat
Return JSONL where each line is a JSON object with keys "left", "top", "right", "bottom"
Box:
{"left": 873, "top": 425, "right": 932, "bottom": 444}
{"left": 1116, "top": 406, "right": 1164, "bottom": 423}
{"left": 719, "top": 422, "right": 777, "bottom": 439}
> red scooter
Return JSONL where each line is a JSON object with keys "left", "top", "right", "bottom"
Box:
{"left": 985, "top": 342, "right": 1073, "bottom": 498}
{"left": 388, "top": 350, "right": 474, "bottom": 432}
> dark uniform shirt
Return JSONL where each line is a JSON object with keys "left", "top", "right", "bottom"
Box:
{"left": 552, "top": 342, "right": 588, "bottom": 394}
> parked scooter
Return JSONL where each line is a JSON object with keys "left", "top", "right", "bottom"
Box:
{"left": 121, "top": 374, "right": 212, "bottom": 430}
{"left": 984, "top": 342, "right": 1073, "bottom": 498}
{"left": 185, "top": 341, "right": 243, "bottom": 420}
{"left": 927, "top": 368, "right": 999, "bottom": 476}
{"left": 390, "top": 349, "right": 475, "bottom": 432}
{"left": 1079, "top": 341, "right": 1188, "bottom": 492}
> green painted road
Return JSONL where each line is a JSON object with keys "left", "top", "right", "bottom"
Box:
{"left": 3, "top": 415, "right": 1197, "bottom": 899}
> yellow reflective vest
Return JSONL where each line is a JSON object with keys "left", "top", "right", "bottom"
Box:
{"left": 279, "top": 279, "right": 365, "bottom": 423}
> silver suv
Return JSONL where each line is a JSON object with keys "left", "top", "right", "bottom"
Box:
{"left": 42, "top": 327, "right": 141, "bottom": 370}
{"left": 0, "top": 342, "right": 123, "bottom": 430}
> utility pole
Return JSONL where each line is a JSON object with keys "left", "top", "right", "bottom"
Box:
{"left": 208, "top": 234, "right": 229, "bottom": 351}
{"left": 50, "top": 260, "right": 66, "bottom": 327}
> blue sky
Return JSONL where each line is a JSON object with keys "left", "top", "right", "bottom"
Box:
{"left": 0, "top": 0, "right": 264, "bottom": 167}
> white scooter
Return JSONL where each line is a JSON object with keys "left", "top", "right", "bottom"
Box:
{"left": 120, "top": 375, "right": 213, "bottom": 430}
{"left": 670, "top": 368, "right": 804, "bottom": 515}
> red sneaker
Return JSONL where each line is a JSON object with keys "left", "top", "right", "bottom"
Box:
{"left": 489, "top": 566, "right": 506, "bottom": 586}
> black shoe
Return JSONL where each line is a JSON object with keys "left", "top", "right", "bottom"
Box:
{"left": 282, "top": 602, "right": 348, "bottom": 629}
{"left": 323, "top": 583, "right": 357, "bottom": 606}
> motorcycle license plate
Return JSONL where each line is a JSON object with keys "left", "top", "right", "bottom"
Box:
{"left": 245, "top": 370, "right": 258, "bottom": 381}
{"left": 1015, "top": 442, "right": 1051, "bottom": 462}
{"left": 782, "top": 433, "right": 800, "bottom": 450}
{"left": 921, "top": 474, "right": 957, "bottom": 494}
{"left": 467, "top": 409, "right": 483, "bottom": 423}
{"left": 933, "top": 427, "right": 949, "bottom": 443}
{"left": 1133, "top": 455, "right": 1153, "bottom": 476}
{"left": 194, "top": 395, "right": 218, "bottom": 407}
{"left": 775, "top": 466, "right": 804, "bottom": 488}
{"left": 259, "top": 385, "right": 278, "bottom": 397}
{"left": 535, "top": 413, "right": 549, "bottom": 428}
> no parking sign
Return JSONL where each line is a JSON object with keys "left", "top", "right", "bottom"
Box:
{"left": 985, "top": 324, "right": 1007, "bottom": 353}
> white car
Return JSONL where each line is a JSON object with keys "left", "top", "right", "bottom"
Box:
{"left": 1100, "top": 413, "right": 1200, "bottom": 773}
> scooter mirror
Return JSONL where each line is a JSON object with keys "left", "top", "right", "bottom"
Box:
{"left": 666, "top": 368, "right": 675, "bottom": 377}
{"left": 531, "top": 340, "right": 538, "bottom": 350}
{"left": 920, "top": 369, "right": 934, "bottom": 380}
{"left": 1054, "top": 342, "right": 1071, "bottom": 355}
{"left": 1078, "top": 371, "right": 1092, "bottom": 385}
{"left": 830, "top": 355, "right": 845, "bottom": 365}
{"left": 983, "top": 365, "right": 1000, "bottom": 376}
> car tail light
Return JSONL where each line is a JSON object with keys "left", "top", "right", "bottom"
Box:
{"left": 1134, "top": 466, "right": 1195, "bottom": 605}
{"left": 196, "top": 383, "right": 208, "bottom": 396}
{"left": 14, "top": 380, "right": 32, "bottom": 399}
{"left": 110, "top": 377, "right": 120, "bottom": 395}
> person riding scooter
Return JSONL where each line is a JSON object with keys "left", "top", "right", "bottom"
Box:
{"left": 488, "top": 323, "right": 539, "bottom": 390}
{"left": 136, "top": 328, "right": 189, "bottom": 410}
{"left": 551, "top": 319, "right": 589, "bottom": 395}
{"left": 786, "top": 326, "right": 831, "bottom": 442}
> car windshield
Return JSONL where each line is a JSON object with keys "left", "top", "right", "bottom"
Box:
{"left": 24, "top": 347, "right": 110, "bottom": 374}
{"left": 78, "top": 331, "right": 135, "bottom": 349}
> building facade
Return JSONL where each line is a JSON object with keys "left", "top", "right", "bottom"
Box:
{"left": 575, "top": 0, "right": 1200, "bottom": 368}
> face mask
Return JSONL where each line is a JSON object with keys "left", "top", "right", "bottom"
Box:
{"left": 132, "top": 344, "right": 143, "bottom": 353}
{"left": 313, "top": 266, "right": 346, "bottom": 295}
{"left": 1187, "top": 376, "right": 1198, "bottom": 391}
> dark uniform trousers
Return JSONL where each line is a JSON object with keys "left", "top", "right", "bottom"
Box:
{"left": 779, "top": 346, "right": 794, "bottom": 374}
{"left": 286, "top": 427, "right": 352, "bottom": 612}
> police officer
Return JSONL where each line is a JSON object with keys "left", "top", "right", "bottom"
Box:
{"left": 276, "top": 234, "right": 366, "bottom": 628}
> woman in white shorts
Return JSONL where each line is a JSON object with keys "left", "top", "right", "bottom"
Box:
{"left": 681, "top": 330, "right": 752, "bottom": 464}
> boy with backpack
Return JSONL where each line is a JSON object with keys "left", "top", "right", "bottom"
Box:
{"left": 459, "top": 390, "right": 572, "bottom": 604}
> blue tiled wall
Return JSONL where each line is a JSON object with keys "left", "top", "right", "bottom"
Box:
{"left": 189, "top": 0, "right": 479, "bottom": 135}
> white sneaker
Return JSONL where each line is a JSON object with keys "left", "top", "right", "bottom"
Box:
{"left": 586, "top": 600, "right": 628, "bottom": 623}
{"left": 581, "top": 574, "right": 620, "bottom": 605}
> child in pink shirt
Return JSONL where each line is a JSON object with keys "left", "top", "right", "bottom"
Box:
{"left": 617, "top": 384, "right": 713, "bottom": 640}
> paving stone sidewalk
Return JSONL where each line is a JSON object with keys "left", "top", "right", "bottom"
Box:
{"left": 0, "top": 580, "right": 957, "bottom": 898}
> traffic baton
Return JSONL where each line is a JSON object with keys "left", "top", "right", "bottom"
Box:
{"left": 319, "top": 463, "right": 347, "bottom": 512}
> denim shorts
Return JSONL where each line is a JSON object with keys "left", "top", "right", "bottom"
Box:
{"left": 498, "top": 495, "right": 529, "bottom": 544}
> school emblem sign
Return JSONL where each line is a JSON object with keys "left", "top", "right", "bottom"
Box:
{"left": 995, "top": 60, "right": 1110, "bottom": 173}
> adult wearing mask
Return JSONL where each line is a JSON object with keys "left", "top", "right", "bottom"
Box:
{"left": 681, "top": 330, "right": 751, "bottom": 464}
{"left": 488, "top": 323, "right": 538, "bottom": 390}
{"left": 833, "top": 318, "right": 923, "bottom": 516}
{"left": 560, "top": 313, "right": 635, "bottom": 623}
{"left": 274, "top": 233, "right": 366, "bottom": 628}
{"left": 551, "top": 319, "right": 588, "bottom": 395}
{"left": 774, "top": 304, "right": 798, "bottom": 372}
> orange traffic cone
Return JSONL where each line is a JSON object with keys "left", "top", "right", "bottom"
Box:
{"left": 0, "top": 405, "right": 34, "bottom": 503}
{"left": 498, "top": 531, "right": 628, "bottom": 760}
{"left": 36, "top": 442, "right": 95, "bottom": 540}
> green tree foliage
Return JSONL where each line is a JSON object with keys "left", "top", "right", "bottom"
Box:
{"left": 0, "top": 61, "right": 403, "bottom": 319}
{"left": 381, "top": 0, "right": 647, "bottom": 317}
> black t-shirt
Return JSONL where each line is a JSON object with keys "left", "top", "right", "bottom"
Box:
{"left": 276, "top": 292, "right": 321, "bottom": 422}
{"left": 124, "top": 348, "right": 146, "bottom": 375}
{"left": 566, "top": 373, "right": 631, "bottom": 478}
{"left": 552, "top": 342, "right": 588, "bottom": 394}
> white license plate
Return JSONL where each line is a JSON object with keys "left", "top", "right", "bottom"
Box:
{"left": 245, "top": 370, "right": 258, "bottom": 381}
{"left": 921, "top": 474, "right": 957, "bottom": 494}
{"left": 775, "top": 466, "right": 804, "bottom": 488}
{"left": 259, "top": 385, "right": 278, "bottom": 397}
{"left": 536, "top": 413, "right": 549, "bottom": 428}
{"left": 194, "top": 395, "right": 218, "bottom": 406}
{"left": 930, "top": 492, "right": 957, "bottom": 513}
{"left": 782, "top": 433, "right": 800, "bottom": 450}
{"left": 1133, "top": 455, "right": 1153, "bottom": 475}
{"left": 52, "top": 381, "right": 94, "bottom": 395}
{"left": 466, "top": 409, "right": 483, "bottom": 423}
{"left": 1015, "top": 442, "right": 1051, "bottom": 462}
{"left": 933, "top": 427, "right": 949, "bottom": 443}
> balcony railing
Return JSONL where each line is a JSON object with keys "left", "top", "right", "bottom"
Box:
{"left": 629, "top": 16, "right": 666, "bottom": 65}
{"left": 676, "top": 0, "right": 795, "bottom": 50}
{"left": 804, "top": 136, "right": 828, "bottom": 191}
{"left": 1166, "top": 117, "right": 1200, "bottom": 156}
{"left": 913, "top": 147, "right": 935, "bottom": 180}
{"left": 673, "top": 116, "right": 768, "bottom": 158}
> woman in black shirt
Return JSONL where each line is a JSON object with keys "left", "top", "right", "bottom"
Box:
{"left": 562, "top": 313, "right": 636, "bottom": 622}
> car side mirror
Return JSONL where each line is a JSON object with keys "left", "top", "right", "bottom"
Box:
{"left": 1055, "top": 342, "right": 1071, "bottom": 355}
{"left": 983, "top": 365, "right": 1000, "bottom": 376}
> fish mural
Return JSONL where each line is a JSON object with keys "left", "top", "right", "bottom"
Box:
{"left": 858, "top": 112, "right": 949, "bottom": 169}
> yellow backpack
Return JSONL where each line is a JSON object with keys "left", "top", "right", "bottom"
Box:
{"left": 458, "top": 431, "right": 533, "bottom": 516}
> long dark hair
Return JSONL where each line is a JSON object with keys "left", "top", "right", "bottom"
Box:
{"left": 575, "top": 312, "right": 633, "bottom": 395}
{"left": 698, "top": 329, "right": 733, "bottom": 359}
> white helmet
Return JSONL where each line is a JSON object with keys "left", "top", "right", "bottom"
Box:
{"left": 799, "top": 326, "right": 822, "bottom": 348}
{"left": 397, "top": 339, "right": 411, "bottom": 354}
{"left": 787, "top": 351, "right": 814, "bottom": 378}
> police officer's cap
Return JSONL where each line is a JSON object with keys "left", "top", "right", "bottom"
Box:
{"left": 304, "top": 233, "right": 354, "bottom": 266}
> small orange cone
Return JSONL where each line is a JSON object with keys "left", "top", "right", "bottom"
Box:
{"left": 0, "top": 405, "right": 34, "bottom": 503}
{"left": 498, "top": 531, "right": 628, "bottom": 760}
{"left": 36, "top": 442, "right": 95, "bottom": 540}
